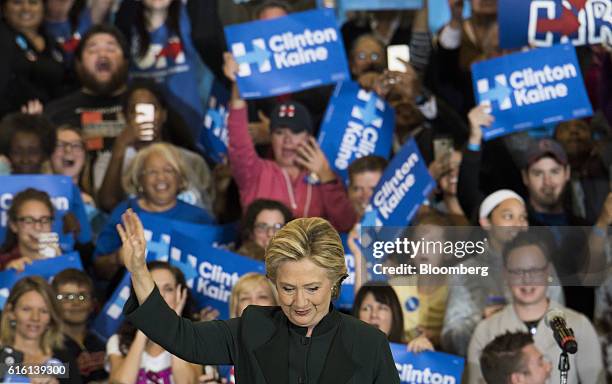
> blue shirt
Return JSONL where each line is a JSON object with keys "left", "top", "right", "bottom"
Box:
{"left": 128, "top": 3, "right": 213, "bottom": 138}
{"left": 94, "top": 197, "right": 214, "bottom": 257}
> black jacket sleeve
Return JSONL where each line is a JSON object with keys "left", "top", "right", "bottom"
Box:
{"left": 123, "top": 286, "right": 239, "bottom": 365}
{"left": 187, "top": 0, "right": 226, "bottom": 82}
{"left": 457, "top": 148, "right": 484, "bottom": 222}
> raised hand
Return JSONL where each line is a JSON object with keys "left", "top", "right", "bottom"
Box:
{"left": 467, "top": 104, "right": 494, "bottom": 145}
{"left": 116, "top": 209, "right": 147, "bottom": 274}
{"left": 223, "top": 52, "right": 239, "bottom": 83}
{"left": 172, "top": 284, "right": 188, "bottom": 316}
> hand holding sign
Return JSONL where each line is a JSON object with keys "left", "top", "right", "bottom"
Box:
{"left": 295, "top": 137, "right": 336, "bottom": 183}
{"left": 223, "top": 52, "right": 239, "bottom": 83}
{"left": 467, "top": 104, "right": 493, "bottom": 144}
{"left": 5, "top": 256, "right": 32, "bottom": 272}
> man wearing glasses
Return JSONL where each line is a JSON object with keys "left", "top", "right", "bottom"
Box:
{"left": 466, "top": 231, "right": 604, "bottom": 384}
{"left": 52, "top": 269, "right": 108, "bottom": 384}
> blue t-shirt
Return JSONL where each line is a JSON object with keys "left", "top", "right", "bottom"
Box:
{"left": 45, "top": 8, "right": 93, "bottom": 63}
{"left": 93, "top": 197, "right": 214, "bottom": 257}
{"left": 129, "top": 3, "right": 213, "bottom": 138}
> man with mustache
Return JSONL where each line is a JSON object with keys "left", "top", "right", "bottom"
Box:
{"left": 521, "top": 138, "right": 612, "bottom": 319}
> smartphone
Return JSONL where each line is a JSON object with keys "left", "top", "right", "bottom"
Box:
{"left": 37, "top": 232, "right": 59, "bottom": 258}
{"left": 433, "top": 137, "right": 454, "bottom": 162}
{"left": 135, "top": 103, "right": 155, "bottom": 142}
{"left": 387, "top": 45, "right": 410, "bottom": 72}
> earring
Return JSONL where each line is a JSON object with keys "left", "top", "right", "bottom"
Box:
{"left": 9, "top": 320, "right": 16, "bottom": 328}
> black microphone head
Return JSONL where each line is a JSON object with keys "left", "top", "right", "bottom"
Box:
{"left": 564, "top": 339, "right": 578, "bottom": 354}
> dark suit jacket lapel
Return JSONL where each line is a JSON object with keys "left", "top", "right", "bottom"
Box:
{"left": 318, "top": 317, "right": 357, "bottom": 384}
{"left": 254, "top": 322, "right": 289, "bottom": 384}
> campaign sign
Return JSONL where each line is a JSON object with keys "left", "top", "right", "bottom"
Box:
{"left": 0, "top": 252, "right": 82, "bottom": 309}
{"left": 318, "top": 81, "right": 394, "bottom": 184}
{"left": 360, "top": 138, "right": 434, "bottom": 228}
{"left": 139, "top": 213, "right": 238, "bottom": 262}
{"left": 92, "top": 273, "right": 131, "bottom": 341}
{"left": 169, "top": 231, "right": 265, "bottom": 319}
{"left": 200, "top": 80, "right": 229, "bottom": 163}
{"left": 472, "top": 44, "right": 592, "bottom": 141}
{"left": 390, "top": 343, "right": 464, "bottom": 384}
{"left": 339, "top": 0, "right": 423, "bottom": 10}
{"left": 0, "top": 175, "right": 81, "bottom": 248}
{"left": 335, "top": 233, "right": 356, "bottom": 310}
{"left": 225, "top": 9, "right": 350, "bottom": 99}
{"left": 499, "top": 0, "right": 612, "bottom": 49}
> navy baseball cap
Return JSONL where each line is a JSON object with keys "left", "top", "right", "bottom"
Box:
{"left": 270, "top": 101, "right": 313, "bottom": 134}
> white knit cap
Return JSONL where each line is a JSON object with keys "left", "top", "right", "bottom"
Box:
{"left": 479, "top": 189, "right": 525, "bottom": 219}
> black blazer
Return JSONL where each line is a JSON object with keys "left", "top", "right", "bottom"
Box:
{"left": 124, "top": 287, "right": 400, "bottom": 384}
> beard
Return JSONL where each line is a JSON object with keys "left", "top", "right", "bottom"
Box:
{"left": 76, "top": 60, "right": 128, "bottom": 97}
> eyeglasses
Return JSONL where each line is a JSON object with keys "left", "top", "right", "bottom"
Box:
{"left": 56, "top": 141, "right": 85, "bottom": 153}
{"left": 355, "top": 52, "right": 381, "bottom": 62}
{"left": 506, "top": 263, "right": 549, "bottom": 281}
{"left": 56, "top": 293, "right": 90, "bottom": 302}
{"left": 141, "top": 167, "right": 177, "bottom": 178}
{"left": 16, "top": 216, "right": 54, "bottom": 226}
{"left": 254, "top": 223, "right": 283, "bottom": 234}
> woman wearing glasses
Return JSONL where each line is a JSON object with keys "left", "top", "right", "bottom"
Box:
{"left": 94, "top": 143, "right": 213, "bottom": 283}
{"left": 0, "top": 188, "right": 60, "bottom": 271}
{"left": 0, "top": 276, "right": 82, "bottom": 384}
{"left": 237, "top": 199, "right": 292, "bottom": 261}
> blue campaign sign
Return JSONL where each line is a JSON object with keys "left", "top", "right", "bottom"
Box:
{"left": 390, "top": 343, "right": 464, "bottom": 384}
{"left": 335, "top": 232, "right": 356, "bottom": 311}
{"left": 499, "top": 0, "right": 612, "bottom": 49}
{"left": 139, "top": 213, "right": 238, "bottom": 262}
{"left": 0, "top": 175, "right": 86, "bottom": 250}
{"left": 360, "top": 138, "right": 435, "bottom": 228}
{"left": 472, "top": 44, "right": 592, "bottom": 141}
{"left": 225, "top": 9, "right": 350, "bottom": 99}
{"left": 169, "top": 231, "right": 265, "bottom": 320}
{"left": 0, "top": 252, "right": 82, "bottom": 309}
{"left": 318, "top": 81, "right": 394, "bottom": 184}
{"left": 92, "top": 273, "right": 131, "bottom": 341}
{"left": 200, "top": 80, "right": 229, "bottom": 163}
{"left": 339, "top": 0, "right": 423, "bottom": 10}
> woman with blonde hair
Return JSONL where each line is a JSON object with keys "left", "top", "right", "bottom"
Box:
{"left": 93, "top": 143, "right": 213, "bottom": 282}
{"left": 117, "top": 210, "right": 400, "bottom": 383}
{"left": 0, "top": 276, "right": 81, "bottom": 384}
{"left": 229, "top": 273, "right": 277, "bottom": 319}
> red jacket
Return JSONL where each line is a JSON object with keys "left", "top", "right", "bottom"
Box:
{"left": 228, "top": 106, "right": 356, "bottom": 232}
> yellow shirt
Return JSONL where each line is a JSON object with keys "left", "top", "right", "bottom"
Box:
{"left": 392, "top": 279, "right": 449, "bottom": 345}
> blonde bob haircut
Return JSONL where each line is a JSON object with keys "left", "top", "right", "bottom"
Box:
{"left": 0, "top": 277, "right": 64, "bottom": 354}
{"left": 265, "top": 217, "right": 348, "bottom": 300}
{"left": 122, "top": 142, "right": 188, "bottom": 196}
{"left": 229, "top": 272, "right": 277, "bottom": 318}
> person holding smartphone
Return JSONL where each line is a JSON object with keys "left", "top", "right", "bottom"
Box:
{"left": 97, "top": 80, "right": 216, "bottom": 217}
{"left": 223, "top": 53, "right": 356, "bottom": 233}
{"left": 0, "top": 188, "right": 62, "bottom": 271}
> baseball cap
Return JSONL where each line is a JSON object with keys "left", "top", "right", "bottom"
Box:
{"left": 523, "top": 138, "right": 568, "bottom": 169}
{"left": 270, "top": 101, "right": 313, "bottom": 134}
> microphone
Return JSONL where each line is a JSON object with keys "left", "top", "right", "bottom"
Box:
{"left": 544, "top": 309, "right": 578, "bottom": 354}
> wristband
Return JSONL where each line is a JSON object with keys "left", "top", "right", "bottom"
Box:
{"left": 467, "top": 143, "right": 481, "bottom": 152}
{"left": 592, "top": 225, "right": 607, "bottom": 237}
